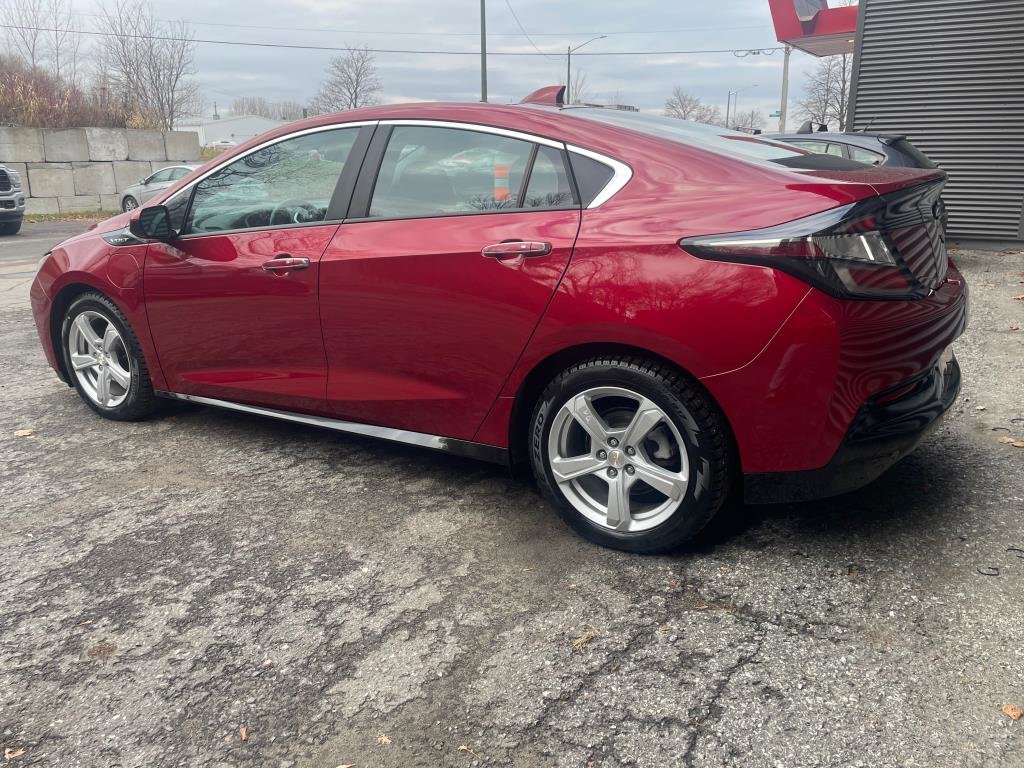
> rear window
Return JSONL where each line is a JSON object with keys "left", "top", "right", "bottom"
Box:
{"left": 887, "top": 138, "right": 938, "bottom": 169}
{"left": 566, "top": 108, "right": 809, "bottom": 164}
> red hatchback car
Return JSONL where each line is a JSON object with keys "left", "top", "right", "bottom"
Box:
{"left": 31, "top": 87, "right": 966, "bottom": 553}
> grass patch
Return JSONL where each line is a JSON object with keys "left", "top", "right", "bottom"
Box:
{"left": 25, "top": 210, "right": 119, "bottom": 223}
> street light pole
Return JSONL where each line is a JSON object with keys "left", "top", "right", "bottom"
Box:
{"left": 565, "top": 35, "right": 606, "bottom": 105}
{"left": 480, "top": 0, "right": 487, "bottom": 102}
{"left": 779, "top": 44, "right": 791, "bottom": 132}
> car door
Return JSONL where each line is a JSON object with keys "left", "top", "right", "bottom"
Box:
{"left": 319, "top": 123, "right": 582, "bottom": 440}
{"left": 144, "top": 124, "right": 373, "bottom": 412}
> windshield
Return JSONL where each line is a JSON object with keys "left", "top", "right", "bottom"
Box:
{"left": 564, "top": 108, "right": 810, "bottom": 163}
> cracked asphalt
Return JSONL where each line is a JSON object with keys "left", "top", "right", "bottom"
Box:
{"left": 1, "top": 222, "right": 1023, "bottom": 767}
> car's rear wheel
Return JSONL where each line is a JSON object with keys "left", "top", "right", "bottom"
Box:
{"left": 60, "top": 293, "right": 158, "bottom": 421}
{"left": 530, "top": 356, "right": 731, "bottom": 553}
{"left": 122, "top": 196, "right": 138, "bottom": 212}
{"left": 0, "top": 221, "right": 21, "bottom": 235}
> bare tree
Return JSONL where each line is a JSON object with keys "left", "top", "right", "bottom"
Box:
{"left": 798, "top": 53, "right": 852, "bottom": 130}
{"left": 94, "top": 0, "right": 201, "bottom": 129}
{"left": 311, "top": 47, "right": 382, "bottom": 113}
{"left": 231, "top": 96, "right": 306, "bottom": 121}
{"left": 664, "top": 86, "right": 722, "bottom": 125}
{"left": 565, "top": 70, "right": 591, "bottom": 105}
{"left": 45, "top": 0, "right": 81, "bottom": 84}
{"left": 1, "top": 0, "right": 46, "bottom": 73}
{"left": 734, "top": 108, "right": 766, "bottom": 131}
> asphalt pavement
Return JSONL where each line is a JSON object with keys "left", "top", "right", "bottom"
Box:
{"left": 1, "top": 220, "right": 1022, "bottom": 767}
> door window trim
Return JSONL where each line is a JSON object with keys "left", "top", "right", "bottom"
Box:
{"left": 156, "top": 117, "right": 630, "bottom": 236}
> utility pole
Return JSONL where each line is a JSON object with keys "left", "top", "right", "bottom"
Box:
{"left": 566, "top": 46, "right": 572, "bottom": 105}
{"left": 725, "top": 92, "right": 732, "bottom": 128}
{"left": 480, "top": 0, "right": 487, "bottom": 102}
{"left": 779, "top": 45, "right": 791, "bottom": 132}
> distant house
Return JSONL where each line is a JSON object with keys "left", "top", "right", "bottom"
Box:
{"left": 173, "top": 114, "right": 286, "bottom": 147}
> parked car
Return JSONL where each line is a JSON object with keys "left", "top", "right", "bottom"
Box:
{"left": 0, "top": 164, "right": 26, "bottom": 235}
{"left": 30, "top": 86, "right": 966, "bottom": 553}
{"left": 206, "top": 139, "right": 238, "bottom": 150}
{"left": 120, "top": 165, "right": 199, "bottom": 212}
{"left": 119, "top": 165, "right": 197, "bottom": 214}
{"left": 764, "top": 123, "right": 939, "bottom": 168}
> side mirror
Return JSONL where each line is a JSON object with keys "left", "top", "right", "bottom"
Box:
{"left": 129, "top": 205, "right": 176, "bottom": 242}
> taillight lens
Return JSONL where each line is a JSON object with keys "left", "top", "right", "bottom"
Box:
{"left": 680, "top": 203, "right": 927, "bottom": 300}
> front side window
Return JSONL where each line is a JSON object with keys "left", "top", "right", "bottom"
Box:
{"left": 369, "top": 126, "right": 546, "bottom": 219}
{"left": 147, "top": 168, "right": 174, "bottom": 185}
{"left": 186, "top": 127, "right": 358, "bottom": 234}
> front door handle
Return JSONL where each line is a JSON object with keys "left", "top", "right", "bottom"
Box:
{"left": 481, "top": 240, "right": 552, "bottom": 259}
{"left": 262, "top": 255, "right": 310, "bottom": 272}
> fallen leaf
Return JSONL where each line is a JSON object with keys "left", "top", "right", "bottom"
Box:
{"left": 377, "top": 734, "right": 391, "bottom": 746}
{"left": 3, "top": 747, "right": 26, "bottom": 760}
{"left": 997, "top": 436, "right": 1024, "bottom": 448}
{"left": 239, "top": 724, "right": 248, "bottom": 742}
{"left": 335, "top": 765, "right": 354, "bottom": 768}
{"left": 1011, "top": 325, "right": 1021, "bottom": 332}
{"left": 1013, "top": 294, "right": 1024, "bottom": 301}
{"left": 572, "top": 625, "right": 600, "bottom": 652}
{"left": 1002, "top": 704, "right": 1023, "bottom": 721}
{"left": 13, "top": 429, "right": 33, "bottom": 438}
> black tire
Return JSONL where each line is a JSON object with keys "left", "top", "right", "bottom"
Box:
{"left": 0, "top": 220, "right": 21, "bottom": 235}
{"left": 529, "top": 356, "right": 731, "bottom": 554}
{"left": 122, "top": 196, "right": 138, "bottom": 212}
{"left": 60, "top": 292, "right": 159, "bottom": 421}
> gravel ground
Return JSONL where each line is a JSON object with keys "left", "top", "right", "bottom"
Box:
{"left": 1, "top": 223, "right": 1022, "bottom": 767}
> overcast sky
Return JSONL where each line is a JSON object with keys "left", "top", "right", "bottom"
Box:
{"left": 75, "top": 0, "right": 829, "bottom": 126}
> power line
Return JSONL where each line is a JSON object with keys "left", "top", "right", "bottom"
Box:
{"left": 502, "top": 0, "right": 562, "bottom": 60}
{"left": 0, "top": 24, "right": 782, "bottom": 57}
{"left": 66, "top": 12, "right": 768, "bottom": 38}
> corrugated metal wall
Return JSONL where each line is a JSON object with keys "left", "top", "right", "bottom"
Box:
{"left": 848, "top": 0, "right": 1024, "bottom": 243}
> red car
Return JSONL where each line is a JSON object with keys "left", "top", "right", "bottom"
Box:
{"left": 30, "top": 86, "right": 965, "bottom": 553}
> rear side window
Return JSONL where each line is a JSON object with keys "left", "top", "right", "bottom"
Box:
{"left": 170, "top": 167, "right": 192, "bottom": 180}
{"left": 850, "top": 146, "right": 885, "bottom": 165}
{"left": 147, "top": 168, "right": 174, "bottom": 184}
{"left": 368, "top": 126, "right": 578, "bottom": 218}
{"left": 568, "top": 152, "right": 614, "bottom": 207}
{"left": 523, "top": 145, "right": 575, "bottom": 209}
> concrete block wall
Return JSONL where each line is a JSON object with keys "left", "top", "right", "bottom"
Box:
{"left": 0, "top": 126, "right": 201, "bottom": 215}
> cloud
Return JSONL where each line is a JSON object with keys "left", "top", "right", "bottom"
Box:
{"left": 77, "top": 0, "right": 825, "bottom": 117}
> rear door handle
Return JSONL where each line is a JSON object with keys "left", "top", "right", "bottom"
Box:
{"left": 262, "top": 255, "right": 310, "bottom": 272}
{"left": 481, "top": 240, "right": 552, "bottom": 259}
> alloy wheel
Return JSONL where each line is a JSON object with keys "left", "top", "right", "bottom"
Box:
{"left": 547, "top": 386, "right": 690, "bottom": 532}
{"left": 67, "top": 310, "right": 132, "bottom": 408}
{"left": 123, "top": 197, "right": 138, "bottom": 211}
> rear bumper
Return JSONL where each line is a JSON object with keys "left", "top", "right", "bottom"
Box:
{"left": 744, "top": 348, "right": 960, "bottom": 504}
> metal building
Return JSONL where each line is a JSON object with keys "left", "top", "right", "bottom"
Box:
{"left": 848, "top": 0, "right": 1024, "bottom": 247}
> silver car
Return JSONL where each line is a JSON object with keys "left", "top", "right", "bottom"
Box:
{"left": 120, "top": 165, "right": 199, "bottom": 212}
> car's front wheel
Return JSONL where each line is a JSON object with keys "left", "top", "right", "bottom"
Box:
{"left": 122, "top": 196, "right": 138, "bottom": 212}
{"left": 0, "top": 220, "right": 21, "bottom": 235}
{"left": 530, "top": 356, "right": 731, "bottom": 553}
{"left": 60, "top": 293, "right": 158, "bottom": 420}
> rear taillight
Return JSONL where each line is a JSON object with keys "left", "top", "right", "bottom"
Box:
{"left": 680, "top": 200, "right": 932, "bottom": 300}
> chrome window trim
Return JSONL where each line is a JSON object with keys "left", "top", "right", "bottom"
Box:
{"left": 155, "top": 391, "right": 508, "bottom": 465}
{"left": 161, "top": 120, "right": 379, "bottom": 207}
{"left": 565, "top": 144, "right": 633, "bottom": 209}
{"left": 379, "top": 119, "right": 565, "bottom": 150}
